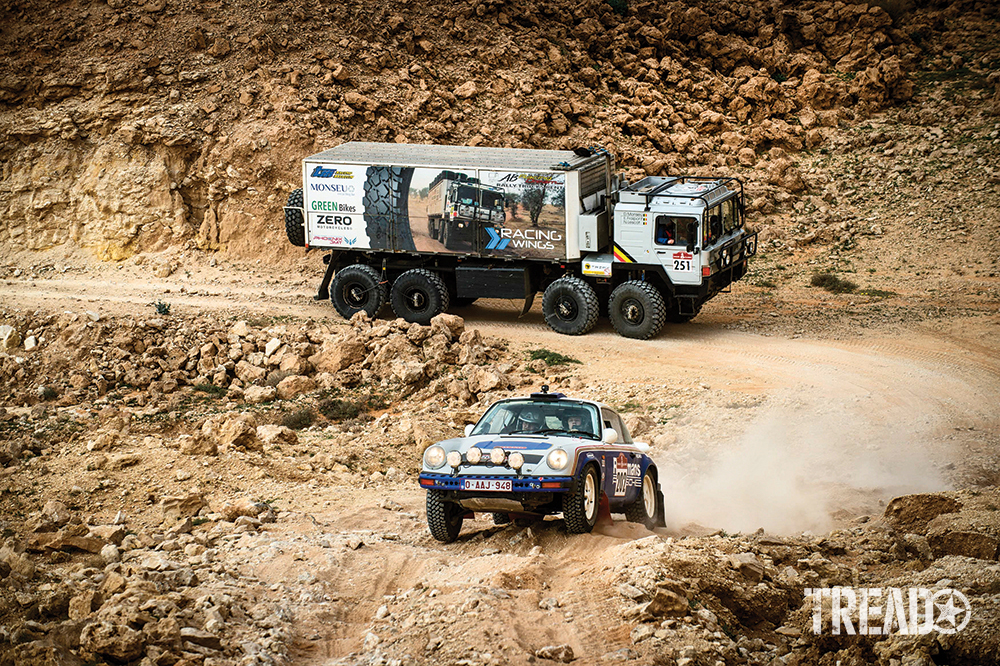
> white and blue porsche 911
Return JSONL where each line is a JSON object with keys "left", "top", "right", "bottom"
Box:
{"left": 419, "top": 387, "right": 666, "bottom": 542}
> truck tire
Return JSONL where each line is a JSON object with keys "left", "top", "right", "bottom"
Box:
{"left": 542, "top": 277, "right": 599, "bottom": 336}
{"left": 426, "top": 490, "right": 463, "bottom": 543}
{"left": 563, "top": 464, "right": 600, "bottom": 534}
{"left": 330, "top": 264, "right": 385, "bottom": 319}
{"left": 390, "top": 268, "right": 450, "bottom": 325}
{"left": 285, "top": 188, "right": 305, "bottom": 247}
{"left": 609, "top": 281, "right": 666, "bottom": 340}
{"left": 624, "top": 468, "right": 659, "bottom": 530}
{"left": 363, "top": 166, "right": 415, "bottom": 251}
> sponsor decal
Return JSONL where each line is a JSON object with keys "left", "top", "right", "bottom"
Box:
{"left": 672, "top": 251, "right": 694, "bottom": 261}
{"left": 670, "top": 250, "right": 694, "bottom": 272}
{"left": 496, "top": 173, "right": 562, "bottom": 186}
{"left": 804, "top": 587, "right": 971, "bottom": 636}
{"left": 310, "top": 166, "right": 354, "bottom": 179}
{"left": 582, "top": 260, "right": 613, "bottom": 277}
{"left": 311, "top": 236, "right": 358, "bottom": 246}
{"left": 486, "top": 227, "right": 563, "bottom": 251}
{"left": 310, "top": 200, "right": 358, "bottom": 213}
{"left": 309, "top": 182, "right": 356, "bottom": 194}
{"left": 313, "top": 214, "right": 353, "bottom": 227}
{"left": 612, "top": 453, "right": 640, "bottom": 497}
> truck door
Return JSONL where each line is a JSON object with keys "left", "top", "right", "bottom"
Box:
{"left": 653, "top": 214, "right": 702, "bottom": 286}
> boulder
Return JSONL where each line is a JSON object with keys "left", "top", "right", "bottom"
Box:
{"left": 202, "top": 414, "right": 262, "bottom": 452}
{"left": 884, "top": 494, "right": 962, "bottom": 534}
{"left": 235, "top": 360, "right": 267, "bottom": 384}
{"left": 0, "top": 324, "right": 22, "bottom": 351}
{"left": 81, "top": 622, "right": 145, "bottom": 663}
{"left": 309, "top": 331, "right": 367, "bottom": 373}
{"left": 256, "top": 424, "right": 298, "bottom": 448}
{"left": 276, "top": 374, "right": 317, "bottom": 400}
{"left": 161, "top": 492, "right": 206, "bottom": 523}
{"left": 535, "top": 644, "right": 575, "bottom": 662}
{"left": 244, "top": 385, "right": 277, "bottom": 404}
{"left": 279, "top": 354, "right": 313, "bottom": 375}
{"left": 430, "top": 313, "right": 465, "bottom": 340}
{"left": 927, "top": 531, "right": 999, "bottom": 561}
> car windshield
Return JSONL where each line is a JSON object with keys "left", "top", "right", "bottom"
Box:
{"left": 470, "top": 400, "right": 601, "bottom": 439}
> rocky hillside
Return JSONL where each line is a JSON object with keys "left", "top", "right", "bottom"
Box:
{"left": 1, "top": 0, "right": 997, "bottom": 264}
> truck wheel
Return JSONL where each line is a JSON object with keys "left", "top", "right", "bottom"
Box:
{"left": 427, "top": 490, "right": 463, "bottom": 543}
{"left": 609, "top": 281, "right": 666, "bottom": 340}
{"left": 390, "top": 268, "right": 450, "bottom": 325}
{"left": 284, "top": 188, "right": 305, "bottom": 247}
{"left": 330, "top": 264, "right": 385, "bottom": 319}
{"left": 363, "top": 166, "right": 415, "bottom": 251}
{"left": 563, "top": 464, "right": 600, "bottom": 534}
{"left": 624, "top": 468, "right": 659, "bottom": 530}
{"left": 542, "top": 277, "right": 599, "bottom": 336}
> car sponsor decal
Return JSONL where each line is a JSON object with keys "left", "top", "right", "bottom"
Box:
{"left": 612, "top": 452, "right": 641, "bottom": 497}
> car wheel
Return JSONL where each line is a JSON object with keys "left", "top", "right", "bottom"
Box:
{"left": 330, "top": 264, "right": 385, "bottom": 319}
{"left": 609, "top": 281, "right": 666, "bottom": 340}
{"left": 390, "top": 268, "right": 450, "bottom": 325}
{"left": 542, "top": 277, "right": 599, "bottom": 336}
{"left": 563, "top": 464, "right": 600, "bottom": 534}
{"left": 624, "top": 467, "right": 658, "bottom": 530}
{"left": 426, "top": 490, "right": 463, "bottom": 543}
{"left": 284, "top": 188, "right": 305, "bottom": 247}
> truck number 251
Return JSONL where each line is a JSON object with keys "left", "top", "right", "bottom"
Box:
{"left": 672, "top": 259, "right": 692, "bottom": 272}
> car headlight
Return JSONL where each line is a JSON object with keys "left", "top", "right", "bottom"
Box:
{"left": 447, "top": 450, "right": 463, "bottom": 468}
{"left": 547, "top": 449, "right": 569, "bottom": 470}
{"left": 425, "top": 445, "right": 446, "bottom": 469}
{"left": 466, "top": 447, "right": 483, "bottom": 464}
{"left": 508, "top": 452, "right": 525, "bottom": 470}
{"left": 490, "top": 448, "right": 506, "bottom": 465}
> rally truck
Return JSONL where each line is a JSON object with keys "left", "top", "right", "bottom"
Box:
{"left": 284, "top": 142, "right": 757, "bottom": 339}
{"left": 418, "top": 387, "right": 666, "bottom": 542}
{"left": 425, "top": 170, "right": 506, "bottom": 251}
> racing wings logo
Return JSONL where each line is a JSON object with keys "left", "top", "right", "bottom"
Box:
{"left": 485, "top": 227, "right": 510, "bottom": 250}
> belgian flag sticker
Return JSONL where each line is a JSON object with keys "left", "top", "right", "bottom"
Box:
{"left": 612, "top": 244, "right": 636, "bottom": 263}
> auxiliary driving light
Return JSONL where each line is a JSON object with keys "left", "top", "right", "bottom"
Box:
{"left": 508, "top": 452, "right": 525, "bottom": 470}
{"left": 447, "top": 450, "right": 463, "bottom": 468}
{"left": 490, "top": 447, "right": 507, "bottom": 465}
{"left": 466, "top": 447, "right": 483, "bottom": 464}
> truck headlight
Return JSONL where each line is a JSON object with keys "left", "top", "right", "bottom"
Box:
{"left": 425, "top": 445, "right": 446, "bottom": 469}
{"left": 447, "top": 451, "right": 463, "bottom": 468}
{"left": 466, "top": 447, "right": 483, "bottom": 464}
{"left": 508, "top": 452, "right": 525, "bottom": 470}
{"left": 547, "top": 449, "right": 569, "bottom": 470}
{"left": 490, "top": 448, "right": 506, "bottom": 465}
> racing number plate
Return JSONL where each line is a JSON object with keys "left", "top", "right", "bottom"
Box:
{"left": 461, "top": 479, "right": 513, "bottom": 492}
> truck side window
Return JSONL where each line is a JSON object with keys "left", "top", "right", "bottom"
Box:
{"left": 722, "top": 199, "right": 738, "bottom": 234}
{"left": 654, "top": 216, "right": 675, "bottom": 245}
{"left": 704, "top": 206, "right": 723, "bottom": 245}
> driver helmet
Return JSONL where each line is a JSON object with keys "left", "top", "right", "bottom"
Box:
{"left": 519, "top": 409, "right": 543, "bottom": 425}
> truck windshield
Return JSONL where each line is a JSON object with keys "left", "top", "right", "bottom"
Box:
{"left": 457, "top": 186, "right": 479, "bottom": 205}
{"left": 471, "top": 400, "right": 601, "bottom": 439}
{"left": 482, "top": 191, "right": 504, "bottom": 210}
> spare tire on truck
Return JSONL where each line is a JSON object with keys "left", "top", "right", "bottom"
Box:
{"left": 363, "top": 167, "right": 416, "bottom": 251}
{"left": 285, "top": 188, "right": 305, "bottom": 247}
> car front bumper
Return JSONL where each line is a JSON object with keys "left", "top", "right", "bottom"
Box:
{"left": 419, "top": 472, "right": 572, "bottom": 493}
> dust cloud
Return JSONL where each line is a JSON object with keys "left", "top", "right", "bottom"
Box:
{"left": 654, "top": 388, "right": 952, "bottom": 536}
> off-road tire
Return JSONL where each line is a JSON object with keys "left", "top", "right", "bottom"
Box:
{"left": 542, "top": 277, "right": 599, "bottom": 336}
{"left": 492, "top": 512, "right": 511, "bottom": 525}
{"left": 609, "top": 281, "right": 667, "bottom": 340}
{"left": 363, "top": 166, "right": 415, "bottom": 251}
{"left": 426, "top": 490, "right": 463, "bottom": 543}
{"left": 624, "top": 467, "right": 659, "bottom": 530}
{"left": 330, "top": 264, "right": 385, "bottom": 319}
{"left": 284, "top": 188, "right": 305, "bottom": 247}
{"left": 563, "top": 464, "right": 600, "bottom": 534}
{"left": 390, "top": 268, "right": 450, "bottom": 325}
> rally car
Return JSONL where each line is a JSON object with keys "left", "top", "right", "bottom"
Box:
{"left": 418, "top": 387, "right": 666, "bottom": 542}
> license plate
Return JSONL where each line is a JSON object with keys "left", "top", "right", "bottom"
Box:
{"left": 461, "top": 478, "right": 512, "bottom": 492}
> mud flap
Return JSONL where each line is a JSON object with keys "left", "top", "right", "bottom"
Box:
{"left": 315, "top": 254, "right": 336, "bottom": 301}
{"left": 655, "top": 489, "right": 667, "bottom": 528}
{"left": 520, "top": 291, "right": 536, "bottom": 316}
